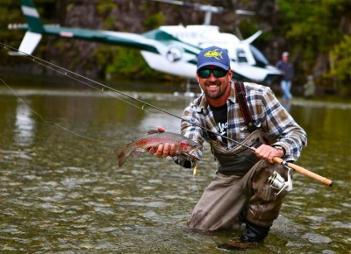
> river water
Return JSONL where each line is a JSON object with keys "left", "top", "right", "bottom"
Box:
{"left": 0, "top": 76, "right": 350, "bottom": 253}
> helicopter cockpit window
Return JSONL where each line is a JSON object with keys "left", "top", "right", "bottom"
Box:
{"left": 236, "top": 49, "right": 247, "bottom": 63}
{"left": 250, "top": 45, "right": 268, "bottom": 67}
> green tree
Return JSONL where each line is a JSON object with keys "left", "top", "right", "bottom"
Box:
{"left": 329, "top": 35, "right": 351, "bottom": 95}
{"left": 276, "top": 0, "right": 350, "bottom": 92}
{"left": 330, "top": 35, "right": 351, "bottom": 81}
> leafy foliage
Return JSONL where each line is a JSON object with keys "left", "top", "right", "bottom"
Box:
{"left": 143, "top": 12, "right": 165, "bottom": 30}
{"left": 0, "top": 0, "right": 350, "bottom": 93}
{"left": 329, "top": 35, "right": 351, "bottom": 83}
{"left": 276, "top": 0, "right": 350, "bottom": 89}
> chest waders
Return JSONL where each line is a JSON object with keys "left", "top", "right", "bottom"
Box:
{"left": 210, "top": 130, "right": 268, "bottom": 175}
{"left": 210, "top": 81, "right": 268, "bottom": 176}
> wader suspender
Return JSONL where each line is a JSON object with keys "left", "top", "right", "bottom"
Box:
{"left": 234, "top": 81, "right": 257, "bottom": 132}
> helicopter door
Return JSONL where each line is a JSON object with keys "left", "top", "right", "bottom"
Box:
{"left": 236, "top": 48, "right": 248, "bottom": 63}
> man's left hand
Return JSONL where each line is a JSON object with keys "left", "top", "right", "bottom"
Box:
{"left": 254, "top": 144, "right": 284, "bottom": 163}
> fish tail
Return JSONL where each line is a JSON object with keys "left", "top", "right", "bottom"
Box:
{"left": 115, "top": 143, "right": 135, "bottom": 167}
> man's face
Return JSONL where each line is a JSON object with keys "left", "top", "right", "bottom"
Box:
{"left": 196, "top": 66, "right": 232, "bottom": 99}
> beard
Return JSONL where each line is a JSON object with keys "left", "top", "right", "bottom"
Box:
{"left": 203, "top": 80, "right": 226, "bottom": 99}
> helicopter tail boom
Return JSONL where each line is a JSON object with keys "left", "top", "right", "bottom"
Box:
{"left": 21, "top": 0, "right": 44, "bottom": 33}
{"left": 16, "top": 0, "right": 44, "bottom": 55}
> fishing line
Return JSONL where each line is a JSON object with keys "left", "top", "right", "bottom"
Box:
{"left": 0, "top": 77, "right": 116, "bottom": 147}
{"left": 1, "top": 43, "right": 167, "bottom": 115}
{"left": 27, "top": 50, "right": 144, "bottom": 111}
{"left": 1, "top": 43, "right": 214, "bottom": 199}
{"left": 0, "top": 42, "right": 254, "bottom": 152}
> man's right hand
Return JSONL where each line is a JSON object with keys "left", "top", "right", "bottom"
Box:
{"left": 254, "top": 144, "right": 285, "bottom": 163}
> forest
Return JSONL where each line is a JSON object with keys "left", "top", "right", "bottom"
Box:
{"left": 0, "top": 0, "right": 350, "bottom": 96}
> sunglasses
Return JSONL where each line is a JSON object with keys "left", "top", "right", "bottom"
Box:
{"left": 197, "top": 67, "right": 228, "bottom": 78}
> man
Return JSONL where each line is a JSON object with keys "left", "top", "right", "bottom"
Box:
{"left": 276, "top": 51, "right": 294, "bottom": 100}
{"left": 149, "top": 46, "right": 306, "bottom": 248}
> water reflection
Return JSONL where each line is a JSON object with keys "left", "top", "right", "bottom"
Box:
{"left": 14, "top": 98, "right": 35, "bottom": 147}
{"left": 139, "top": 112, "right": 181, "bottom": 133}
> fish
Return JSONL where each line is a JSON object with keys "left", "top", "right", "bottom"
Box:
{"left": 115, "top": 128, "right": 201, "bottom": 167}
{"left": 204, "top": 49, "right": 223, "bottom": 60}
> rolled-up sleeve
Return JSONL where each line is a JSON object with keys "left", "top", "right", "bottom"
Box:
{"left": 173, "top": 104, "right": 205, "bottom": 168}
{"left": 261, "top": 87, "right": 307, "bottom": 161}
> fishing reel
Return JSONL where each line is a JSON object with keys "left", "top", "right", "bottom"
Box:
{"left": 268, "top": 167, "right": 293, "bottom": 196}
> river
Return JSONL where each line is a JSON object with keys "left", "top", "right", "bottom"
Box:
{"left": 0, "top": 75, "right": 350, "bottom": 253}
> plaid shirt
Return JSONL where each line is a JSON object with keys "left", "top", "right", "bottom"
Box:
{"left": 176, "top": 82, "right": 307, "bottom": 167}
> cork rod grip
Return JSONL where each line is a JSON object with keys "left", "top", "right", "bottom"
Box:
{"left": 272, "top": 157, "right": 333, "bottom": 187}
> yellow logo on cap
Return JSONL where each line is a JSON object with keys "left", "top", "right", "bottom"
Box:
{"left": 204, "top": 49, "right": 222, "bottom": 60}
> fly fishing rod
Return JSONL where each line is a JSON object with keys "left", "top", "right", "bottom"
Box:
{"left": 0, "top": 42, "right": 333, "bottom": 186}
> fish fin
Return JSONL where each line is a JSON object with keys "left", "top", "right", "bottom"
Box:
{"left": 188, "top": 148, "right": 201, "bottom": 161}
{"left": 193, "top": 163, "right": 198, "bottom": 176}
{"left": 147, "top": 127, "right": 165, "bottom": 134}
{"left": 115, "top": 143, "right": 134, "bottom": 167}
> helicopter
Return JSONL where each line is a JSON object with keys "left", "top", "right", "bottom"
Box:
{"left": 10, "top": 0, "right": 282, "bottom": 84}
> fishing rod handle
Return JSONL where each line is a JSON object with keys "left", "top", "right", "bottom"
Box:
{"left": 272, "top": 157, "right": 333, "bottom": 187}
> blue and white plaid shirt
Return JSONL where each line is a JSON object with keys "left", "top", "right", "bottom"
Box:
{"left": 176, "top": 82, "right": 307, "bottom": 167}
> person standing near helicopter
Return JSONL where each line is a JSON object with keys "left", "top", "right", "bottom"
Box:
{"left": 276, "top": 51, "right": 294, "bottom": 101}
{"left": 148, "top": 46, "right": 307, "bottom": 249}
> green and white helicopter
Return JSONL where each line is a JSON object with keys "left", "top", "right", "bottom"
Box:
{"left": 11, "top": 0, "right": 282, "bottom": 84}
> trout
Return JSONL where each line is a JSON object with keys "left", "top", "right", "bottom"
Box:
{"left": 115, "top": 129, "right": 201, "bottom": 167}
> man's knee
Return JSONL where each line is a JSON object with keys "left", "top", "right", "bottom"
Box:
{"left": 247, "top": 162, "right": 290, "bottom": 227}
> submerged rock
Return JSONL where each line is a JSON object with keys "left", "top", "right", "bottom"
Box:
{"left": 302, "top": 233, "right": 332, "bottom": 244}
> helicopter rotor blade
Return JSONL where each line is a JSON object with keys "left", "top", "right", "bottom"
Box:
{"left": 152, "top": 0, "right": 185, "bottom": 7}
{"left": 152, "top": 0, "right": 224, "bottom": 13}
{"left": 235, "top": 9, "right": 255, "bottom": 16}
{"left": 152, "top": 0, "right": 254, "bottom": 25}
